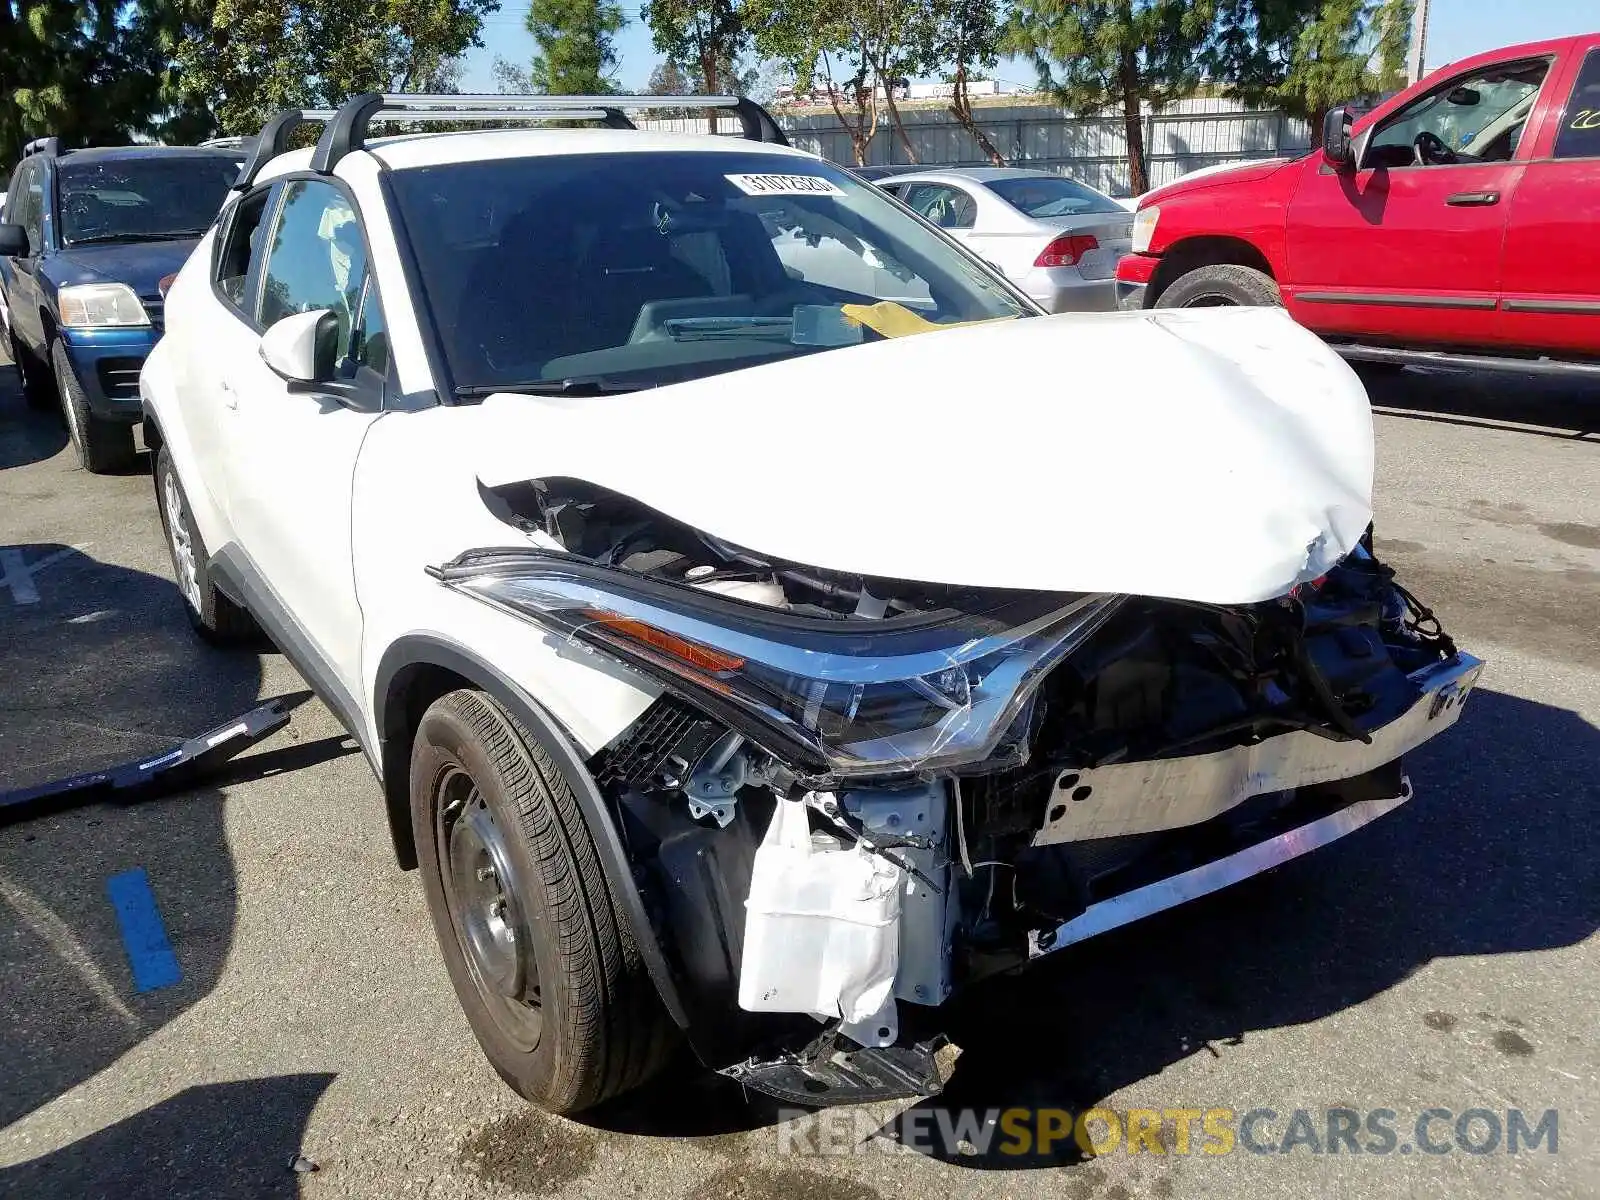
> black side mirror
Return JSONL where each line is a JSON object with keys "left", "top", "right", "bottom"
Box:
{"left": 1323, "top": 107, "right": 1356, "bottom": 169}
{"left": 0, "top": 223, "right": 29, "bottom": 257}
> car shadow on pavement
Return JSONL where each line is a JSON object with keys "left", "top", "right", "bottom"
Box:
{"left": 0, "top": 546, "right": 262, "bottom": 1136}
{"left": 1358, "top": 365, "right": 1600, "bottom": 440}
{"left": 0, "top": 361, "right": 68, "bottom": 471}
{"left": 0, "top": 1074, "right": 335, "bottom": 1200}
{"left": 581, "top": 688, "right": 1598, "bottom": 1169}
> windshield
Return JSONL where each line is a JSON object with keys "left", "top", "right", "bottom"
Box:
{"left": 985, "top": 176, "right": 1125, "bottom": 218}
{"left": 387, "top": 151, "right": 1029, "bottom": 395}
{"left": 58, "top": 156, "right": 241, "bottom": 246}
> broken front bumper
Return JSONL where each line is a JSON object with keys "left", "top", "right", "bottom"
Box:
{"left": 1035, "top": 652, "right": 1484, "bottom": 844}
{"left": 1025, "top": 651, "right": 1484, "bottom": 958}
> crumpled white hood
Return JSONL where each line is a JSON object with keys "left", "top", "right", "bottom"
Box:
{"left": 476, "top": 307, "right": 1375, "bottom": 604}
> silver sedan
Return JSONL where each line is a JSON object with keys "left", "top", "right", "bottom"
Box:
{"left": 877, "top": 167, "right": 1134, "bottom": 312}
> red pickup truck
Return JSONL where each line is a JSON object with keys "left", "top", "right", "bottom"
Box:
{"left": 1115, "top": 33, "right": 1600, "bottom": 378}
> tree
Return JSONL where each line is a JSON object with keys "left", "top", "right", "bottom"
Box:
{"left": 642, "top": 58, "right": 696, "bottom": 116}
{"left": 863, "top": 0, "right": 923, "bottom": 162}
{"left": 1205, "top": 0, "right": 1412, "bottom": 147}
{"left": 523, "top": 0, "right": 627, "bottom": 94}
{"left": 748, "top": 0, "right": 924, "bottom": 165}
{"left": 922, "top": 0, "right": 1006, "bottom": 164}
{"left": 173, "top": 0, "right": 500, "bottom": 135}
{"left": 1, "top": 0, "right": 174, "bottom": 155}
{"left": 642, "top": 0, "right": 748, "bottom": 130}
{"left": 1003, "top": 0, "right": 1216, "bottom": 194}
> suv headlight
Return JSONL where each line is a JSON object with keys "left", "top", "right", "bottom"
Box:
{"left": 58, "top": 283, "right": 150, "bottom": 329}
{"left": 1131, "top": 205, "right": 1160, "bottom": 254}
{"left": 433, "top": 550, "right": 1124, "bottom": 780}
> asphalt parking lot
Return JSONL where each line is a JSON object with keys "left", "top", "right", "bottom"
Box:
{"left": 0, "top": 349, "right": 1595, "bottom": 1200}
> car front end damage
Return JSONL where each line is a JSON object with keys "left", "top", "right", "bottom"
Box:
{"left": 430, "top": 479, "right": 1482, "bottom": 1106}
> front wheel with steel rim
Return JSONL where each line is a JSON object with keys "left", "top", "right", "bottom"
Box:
{"left": 152, "top": 445, "right": 260, "bottom": 644}
{"left": 1155, "top": 262, "right": 1283, "bottom": 309}
{"left": 410, "top": 689, "right": 676, "bottom": 1114}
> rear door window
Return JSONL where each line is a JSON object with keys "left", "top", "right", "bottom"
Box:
{"left": 1554, "top": 49, "right": 1600, "bottom": 159}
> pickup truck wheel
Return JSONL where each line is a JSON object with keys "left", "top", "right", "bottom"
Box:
{"left": 8, "top": 327, "right": 54, "bottom": 410}
{"left": 153, "top": 446, "right": 260, "bottom": 644}
{"left": 411, "top": 689, "right": 675, "bottom": 1114}
{"left": 1156, "top": 263, "right": 1283, "bottom": 309}
{"left": 52, "top": 340, "right": 135, "bottom": 473}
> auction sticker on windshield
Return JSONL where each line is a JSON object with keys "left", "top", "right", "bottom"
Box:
{"left": 726, "top": 173, "right": 846, "bottom": 197}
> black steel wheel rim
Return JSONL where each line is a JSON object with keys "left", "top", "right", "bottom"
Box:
{"left": 437, "top": 766, "right": 542, "bottom": 1049}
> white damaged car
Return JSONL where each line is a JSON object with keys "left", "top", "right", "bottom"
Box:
{"left": 140, "top": 93, "right": 1483, "bottom": 1113}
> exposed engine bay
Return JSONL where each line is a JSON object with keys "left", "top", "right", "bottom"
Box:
{"left": 435, "top": 475, "right": 1483, "bottom": 1105}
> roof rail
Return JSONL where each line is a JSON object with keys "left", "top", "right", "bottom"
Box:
{"left": 23, "top": 137, "right": 61, "bottom": 159}
{"left": 234, "top": 109, "right": 336, "bottom": 190}
{"left": 308, "top": 92, "right": 789, "bottom": 175}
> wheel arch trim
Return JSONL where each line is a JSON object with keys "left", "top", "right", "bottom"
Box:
{"left": 373, "top": 633, "right": 691, "bottom": 1029}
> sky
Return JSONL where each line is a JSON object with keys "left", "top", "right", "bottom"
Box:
{"left": 459, "top": 0, "right": 1598, "bottom": 96}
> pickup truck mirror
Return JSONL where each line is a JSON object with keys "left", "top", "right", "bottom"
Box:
{"left": 0, "top": 222, "right": 29, "bottom": 257}
{"left": 1322, "top": 107, "right": 1356, "bottom": 169}
{"left": 260, "top": 309, "right": 339, "bottom": 385}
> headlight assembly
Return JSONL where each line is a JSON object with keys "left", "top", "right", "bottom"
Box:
{"left": 1131, "top": 205, "right": 1159, "bottom": 254}
{"left": 58, "top": 283, "right": 150, "bottom": 329}
{"left": 432, "top": 550, "right": 1123, "bottom": 781}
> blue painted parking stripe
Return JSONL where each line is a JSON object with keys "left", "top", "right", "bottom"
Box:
{"left": 106, "top": 868, "right": 182, "bottom": 993}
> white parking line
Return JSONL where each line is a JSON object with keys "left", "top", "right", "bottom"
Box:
{"left": 0, "top": 544, "right": 88, "bottom": 605}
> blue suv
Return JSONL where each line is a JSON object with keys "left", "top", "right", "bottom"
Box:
{"left": 1, "top": 140, "right": 242, "bottom": 471}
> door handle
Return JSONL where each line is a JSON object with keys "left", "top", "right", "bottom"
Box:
{"left": 220, "top": 378, "right": 238, "bottom": 410}
{"left": 1445, "top": 190, "right": 1500, "bottom": 207}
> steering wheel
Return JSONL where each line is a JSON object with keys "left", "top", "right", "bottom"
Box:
{"left": 1413, "top": 131, "right": 1459, "bottom": 166}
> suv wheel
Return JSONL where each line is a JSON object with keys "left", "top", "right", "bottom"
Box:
{"left": 7, "top": 326, "right": 54, "bottom": 410}
{"left": 1156, "top": 263, "right": 1283, "bottom": 309}
{"left": 153, "top": 446, "right": 260, "bottom": 644}
{"left": 52, "top": 340, "right": 136, "bottom": 473}
{"left": 411, "top": 689, "right": 676, "bottom": 1114}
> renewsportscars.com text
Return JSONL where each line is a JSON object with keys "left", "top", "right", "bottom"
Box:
{"left": 776, "top": 1106, "right": 1560, "bottom": 1158}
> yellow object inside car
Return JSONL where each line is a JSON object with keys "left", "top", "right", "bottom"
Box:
{"left": 839, "top": 300, "right": 1012, "bottom": 339}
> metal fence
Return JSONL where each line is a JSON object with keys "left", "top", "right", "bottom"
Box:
{"left": 638, "top": 98, "right": 1312, "bottom": 198}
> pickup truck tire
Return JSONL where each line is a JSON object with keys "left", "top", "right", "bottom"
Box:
{"left": 1157, "top": 264, "right": 1283, "bottom": 309}
{"left": 153, "top": 445, "right": 261, "bottom": 644}
{"left": 8, "top": 327, "right": 54, "bottom": 410}
{"left": 52, "top": 340, "right": 136, "bottom": 473}
{"left": 411, "top": 689, "right": 676, "bottom": 1114}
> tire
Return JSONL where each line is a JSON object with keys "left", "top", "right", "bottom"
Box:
{"left": 411, "top": 689, "right": 676, "bottom": 1114}
{"left": 52, "top": 340, "right": 136, "bottom": 473}
{"left": 152, "top": 445, "right": 260, "bottom": 644}
{"left": 1156, "top": 263, "right": 1283, "bottom": 309}
{"left": 7, "top": 326, "right": 54, "bottom": 410}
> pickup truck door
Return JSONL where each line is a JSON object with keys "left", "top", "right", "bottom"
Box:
{"left": 1498, "top": 43, "right": 1600, "bottom": 354}
{"left": 215, "top": 177, "right": 387, "bottom": 704}
{"left": 1283, "top": 56, "right": 1556, "bottom": 347}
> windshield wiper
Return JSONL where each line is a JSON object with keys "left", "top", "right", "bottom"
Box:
{"left": 65, "top": 228, "right": 209, "bottom": 246}
{"left": 455, "top": 377, "right": 640, "bottom": 399}
{"left": 662, "top": 316, "right": 793, "bottom": 341}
